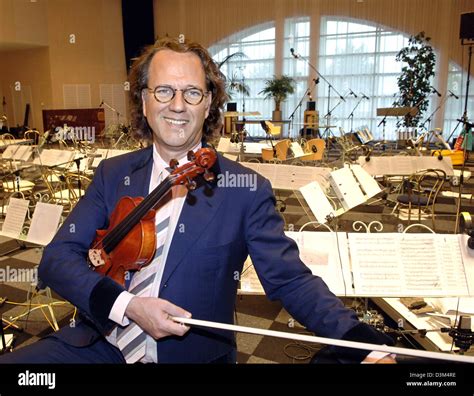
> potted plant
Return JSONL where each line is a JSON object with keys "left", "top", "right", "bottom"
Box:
{"left": 394, "top": 31, "right": 436, "bottom": 128}
{"left": 216, "top": 52, "right": 250, "bottom": 111}
{"left": 259, "top": 75, "right": 295, "bottom": 121}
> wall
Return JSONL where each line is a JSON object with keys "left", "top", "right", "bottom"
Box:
{"left": 0, "top": 0, "right": 48, "bottom": 50}
{"left": 46, "top": 0, "right": 127, "bottom": 110}
{"left": 0, "top": 0, "right": 127, "bottom": 132}
{"left": 0, "top": 47, "right": 52, "bottom": 130}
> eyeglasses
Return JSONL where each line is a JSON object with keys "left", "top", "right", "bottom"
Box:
{"left": 146, "top": 85, "right": 209, "bottom": 105}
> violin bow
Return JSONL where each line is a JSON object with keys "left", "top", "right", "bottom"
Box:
{"left": 171, "top": 316, "right": 474, "bottom": 363}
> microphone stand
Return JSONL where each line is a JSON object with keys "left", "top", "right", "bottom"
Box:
{"left": 293, "top": 53, "right": 345, "bottom": 141}
{"left": 287, "top": 87, "right": 310, "bottom": 140}
{"left": 287, "top": 79, "right": 319, "bottom": 140}
{"left": 347, "top": 96, "right": 364, "bottom": 133}
{"left": 454, "top": 42, "right": 473, "bottom": 233}
{"left": 420, "top": 94, "right": 449, "bottom": 131}
{"left": 101, "top": 101, "right": 120, "bottom": 123}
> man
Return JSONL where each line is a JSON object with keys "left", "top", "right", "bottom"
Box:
{"left": 0, "top": 37, "right": 393, "bottom": 364}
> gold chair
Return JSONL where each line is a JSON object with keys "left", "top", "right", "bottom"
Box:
{"left": 24, "top": 129, "right": 40, "bottom": 145}
{"left": 300, "top": 138, "right": 325, "bottom": 162}
{"left": 40, "top": 168, "right": 90, "bottom": 211}
{"left": 261, "top": 139, "right": 291, "bottom": 162}
{"left": 274, "top": 139, "right": 291, "bottom": 161}
{"left": 393, "top": 168, "right": 446, "bottom": 230}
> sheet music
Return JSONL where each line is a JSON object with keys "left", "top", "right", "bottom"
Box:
{"left": 348, "top": 233, "right": 470, "bottom": 296}
{"left": 13, "top": 145, "right": 33, "bottom": 161}
{"left": 239, "top": 257, "right": 265, "bottom": 294}
{"left": 239, "top": 232, "right": 352, "bottom": 296}
{"left": 382, "top": 298, "right": 458, "bottom": 351}
{"left": 418, "top": 156, "right": 454, "bottom": 175}
{"left": 240, "top": 162, "right": 331, "bottom": 190}
{"left": 330, "top": 167, "right": 366, "bottom": 210}
{"left": 286, "top": 231, "right": 353, "bottom": 296}
{"left": 1, "top": 198, "right": 29, "bottom": 238}
{"left": 299, "top": 181, "right": 336, "bottom": 224}
{"left": 290, "top": 142, "right": 305, "bottom": 158}
{"left": 349, "top": 164, "right": 381, "bottom": 198}
{"left": 33, "top": 149, "right": 75, "bottom": 167}
{"left": 358, "top": 156, "right": 454, "bottom": 176}
{"left": 1, "top": 145, "right": 19, "bottom": 159}
{"left": 64, "top": 153, "right": 89, "bottom": 172}
{"left": 0, "top": 334, "right": 14, "bottom": 349}
{"left": 27, "top": 202, "right": 63, "bottom": 245}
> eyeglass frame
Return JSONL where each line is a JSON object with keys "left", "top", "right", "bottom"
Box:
{"left": 144, "top": 85, "right": 210, "bottom": 105}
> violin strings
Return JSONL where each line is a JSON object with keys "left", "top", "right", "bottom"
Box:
{"left": 101, "top": 176, "right": 176, "bottom": 252}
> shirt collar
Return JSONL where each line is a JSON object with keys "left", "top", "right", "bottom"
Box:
{"left": 152, "top": 142, "right": 203, "bottom": 178}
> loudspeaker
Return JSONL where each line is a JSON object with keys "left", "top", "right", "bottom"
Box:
{"left": 122, "top": 0, "right": 155, "bottom": 69}
{"left": 306, "top": 101, "right": 316, "bottom": 111}
{"left": 460, "top": 12, "right": 474, "bottom": 40}
{"left": 226, "top": 102, "right": 237, "bottom": 112}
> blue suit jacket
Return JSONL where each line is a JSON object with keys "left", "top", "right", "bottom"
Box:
{"left": 39, "top": 146, "right": 387, "bottom": 363}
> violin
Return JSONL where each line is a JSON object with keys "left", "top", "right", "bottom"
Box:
{"left": 88, "top": 148, "right": 217, "bottom": 286}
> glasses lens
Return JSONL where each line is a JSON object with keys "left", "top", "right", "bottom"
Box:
{"left": 184, "top": 88, "right": 204, "bottom": 105}
{"left": 154, "top": 86, "right": 174, "bottom": 102}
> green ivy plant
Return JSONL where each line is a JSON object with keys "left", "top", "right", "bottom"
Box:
{"left": 394, "top": 31, "right": 436, "bottom": 128}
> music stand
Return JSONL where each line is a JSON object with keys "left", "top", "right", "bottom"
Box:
{"left": 377, "top": 107, "right": 419, "bottom": 144}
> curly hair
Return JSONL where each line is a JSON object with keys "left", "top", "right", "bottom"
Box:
{"left": 128, "top": 37, "right": 228, "bottom": 143}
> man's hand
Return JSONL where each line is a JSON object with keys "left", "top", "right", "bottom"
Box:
{"left": 362, "top": 353, "right": 397, "bottom": 364}
{"left": 125, "top": 296, "right": 192, "bottom": 339}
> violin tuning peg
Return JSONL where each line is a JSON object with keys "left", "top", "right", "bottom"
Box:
{"left": 204, "top": 170, "right": 214, "bottom": 182}
{"left": 169, "top": 159, "right": 179, "bottom": 169}
{"left": 187, "top": 151, "right": 195, "bottom": 161}
{"left": 186, "top": 177, "right": 197, "bottom": 191}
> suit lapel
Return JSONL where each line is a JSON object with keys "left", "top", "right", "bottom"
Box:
{"left": 116, "top": 146, "right": 153, "bottom": 199}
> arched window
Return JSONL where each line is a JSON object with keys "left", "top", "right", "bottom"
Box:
{"left": 209, "top": 24, "right": 275, "bottom": 136}
{"left": 318, "top": 17, "right": 417, "bottom": 140}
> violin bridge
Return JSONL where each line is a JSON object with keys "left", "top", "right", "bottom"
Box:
{"left": 88, "top": 248, "right": 106, "bottom": 267}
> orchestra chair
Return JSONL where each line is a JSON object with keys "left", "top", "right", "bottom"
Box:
{"left": 393, "top": 168, "right": 446, "bottom": 230}
{"left": 300, "top": 138, "right": 326, "bottom": 162}
{"left": 24, "top": 130, "right": 40, "bottom": 145}
{"left": 261, "top": 139, "right": 291, "bottom": 163}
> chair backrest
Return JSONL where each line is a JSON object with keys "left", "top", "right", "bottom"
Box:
{"left": 302, "top": 138, "right": 325, "bottom": 161}
{"left": 264, "top": 121, "right": 281, "bottom": 136}
{"left": 408, "top": 168, "right": 446, "bottom": 207}
{"left": 1, "top": 133, "right": 15, "bottom": 141}
{"left": 274, "top": 139, "right": 291, "bottom": 160}
{"left": 24, "top": 129, "right": 40, "bottom": 145}
{"left": 261, "top": 148, "right": 275, "bottom": 162}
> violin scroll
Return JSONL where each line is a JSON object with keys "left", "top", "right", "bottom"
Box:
{"left": 170, "top": 148, "right": 217, "bottom": 189}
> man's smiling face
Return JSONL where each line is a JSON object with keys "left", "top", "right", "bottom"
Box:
{"left": 142, "top": 49, "right": 212, "bottom": 158}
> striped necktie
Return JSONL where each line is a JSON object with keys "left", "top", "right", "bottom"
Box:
{"left": 115, "top": 191, "right": 172, "bottom": 363}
